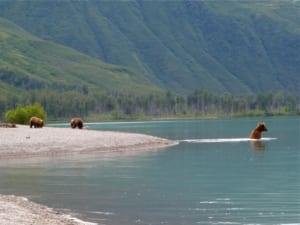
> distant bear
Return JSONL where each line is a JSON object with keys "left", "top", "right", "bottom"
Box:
{"left": 249, "top": 122, "right": 267, "bottom": 139}
{"left": 29, "top": 116, "right": 44, "bottom": 128}
{"left": 70, "top": 117, "right": 83, "bottom": 129}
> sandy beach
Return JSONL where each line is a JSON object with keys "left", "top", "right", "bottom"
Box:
{"left": 0, "top": 125, "right": 178, "bottom": 224}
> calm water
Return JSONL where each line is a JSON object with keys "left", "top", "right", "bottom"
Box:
{"left": 0, "top": 117, "right": 299, "bottom": 225}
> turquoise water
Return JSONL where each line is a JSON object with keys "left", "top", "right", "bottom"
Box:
{"left": 0, "top": 117, "right": 299, "bottom": 225}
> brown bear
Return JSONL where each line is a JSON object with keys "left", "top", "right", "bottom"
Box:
{"left": 70, "top": 117, "right": 83, "bottom": 129}
{"left": 249, "top": 122, "right": 267, "bottom": 139}
{"left": 29, "top": 116, "right": 44, "bottom": 128}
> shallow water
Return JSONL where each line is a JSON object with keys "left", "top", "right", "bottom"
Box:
{"left": 0, "top": 117, "right": 299, "bottom": 225}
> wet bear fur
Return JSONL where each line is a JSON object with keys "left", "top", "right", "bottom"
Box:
{"left": 249, "top": 122, "right": 267, "bottom": 139}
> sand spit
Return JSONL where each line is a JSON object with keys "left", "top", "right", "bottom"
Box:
{"left": 0, "top": 125, "right": 178, "bottom": 224}
{"left": 0, "top": 195, "right": 95, "bottom": 225}
{"left": 0, "top": 125, "right": 178, "bottom": 160}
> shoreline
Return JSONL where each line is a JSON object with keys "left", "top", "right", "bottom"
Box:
{"left": 0, "top": 125, "right": 178, "bottom": 224}
{"left": 0, "top": 195, "right": 96, "bottom": 225}
{"left": 0, "top": 125, "right": 178, "bottom": 160}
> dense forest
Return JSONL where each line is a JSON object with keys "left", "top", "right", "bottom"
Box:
{"left": 1, "top": 90, "right": 298, "bottom": 122}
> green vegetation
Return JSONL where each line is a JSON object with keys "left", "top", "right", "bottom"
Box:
{"left": 1, "top": 90, "right": 298, "bottom": 122}
{"left": 0, "top": 1, "right": 299, "bottom": 123}
{"left": 0, "top": 1, "right": 299, "bottom": 94}
{"left": 0, "top": 17, "right": 161, "bottom": 96}
{"left": 5, "top": 103, "right": 46, "bottom": 124}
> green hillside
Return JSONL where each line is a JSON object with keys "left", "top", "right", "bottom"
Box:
{"left": 0, "top": 18, "right": 160, "bottom": 95}
{"left": 0, "top": 1, "right": 299, "bottom": 94}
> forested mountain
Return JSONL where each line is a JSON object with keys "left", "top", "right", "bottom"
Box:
{"left": 0, "top": 17, "right": 160, "bottom": 95}
{"left": 1, "top": 0, "right": 299, "bottom": 94}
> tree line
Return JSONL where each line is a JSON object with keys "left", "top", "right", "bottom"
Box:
{"left": 0, "top": 89, "right": 299, "bottom": 121}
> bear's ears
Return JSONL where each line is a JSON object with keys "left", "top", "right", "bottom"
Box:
{"left": 257, "top": 122, "right": 266, "bottom": 126}
{"left": 256, "top": 122, "right": 267, "bottom": 131}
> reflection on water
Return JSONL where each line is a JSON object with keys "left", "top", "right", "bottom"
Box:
{"left": 0, "top": 117, "right": 299, "bottom": 225}
{"left": 250, "top": 140, "right": 266, "bottom": 150}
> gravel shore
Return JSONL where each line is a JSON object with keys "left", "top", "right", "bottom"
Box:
{"left": 0, "top": 195, "right": 96, "bottom": 225}
{"left": 0, "top": 125, "right": 178, "bottom": 159}
{"left": 0, "top": 125, "right": 178, "bottom": 224}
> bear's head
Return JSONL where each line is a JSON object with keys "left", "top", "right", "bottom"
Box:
{"left": 256, "top": 122, "right": 268, "bottom": 132}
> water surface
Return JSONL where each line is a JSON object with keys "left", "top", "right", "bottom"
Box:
{"left": 0, "top": 117, "right": 299, "bottom": 225}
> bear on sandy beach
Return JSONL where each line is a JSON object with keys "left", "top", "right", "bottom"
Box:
{"left": 70, "top": 117, "right": 83, "bottom": 129}
{"left": 249, "top": 122, "right": 267, "bottom": 139}
{"left": 29, "top": 116, "right": 44, "bottom": 128}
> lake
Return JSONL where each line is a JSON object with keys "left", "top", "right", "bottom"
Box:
{"left": 0, "top": 117, "right": 299, "bottom": 225}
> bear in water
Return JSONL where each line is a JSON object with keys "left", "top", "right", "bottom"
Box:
{"left": 70, "top": 117, "right": 83, "bottom": 129}
{"left": 29, "top": 116, "right": 44, "bottom": 128}
{"left": 249, "top": 122, "right": 267, "bottom": 139}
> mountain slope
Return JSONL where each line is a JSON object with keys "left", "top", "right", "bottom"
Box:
{"left": 0, "top": 1, "right": 299, "bottom": 94}
{"left": 0, "top": 18, "right": 160, "bottom": 95}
